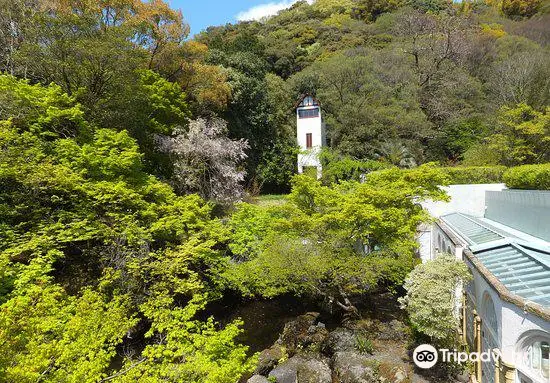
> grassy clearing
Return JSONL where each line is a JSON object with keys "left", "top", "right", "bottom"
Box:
{"left": 254, "top": 194, "right": 287, "bottom": 207}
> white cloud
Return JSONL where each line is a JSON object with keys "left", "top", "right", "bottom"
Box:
{"left": 236, "top": 0, "right": 313, "bottom": 22}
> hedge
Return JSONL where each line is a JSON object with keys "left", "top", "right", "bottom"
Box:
{"left": 440, "top": 166, "right": 507, "bottom": 185}
{"left": 503, "top": 164, "right": 550, "bottom": 190}
{"left": 321, "top": 162, "right": 550, "bottom": 190}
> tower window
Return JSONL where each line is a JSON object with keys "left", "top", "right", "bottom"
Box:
{"left": 306, "top": 133, "right": 312, "bottom": 149}
{"left": 298, "top": 108, "right": 319, "bottom": 119}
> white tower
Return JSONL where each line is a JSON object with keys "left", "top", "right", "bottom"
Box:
{"left": 296, "top": 95, "right": 325, "bottom": 179}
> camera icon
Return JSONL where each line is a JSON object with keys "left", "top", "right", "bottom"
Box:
{"left": 413, "top": 344, "right": 438, "bottom": 369}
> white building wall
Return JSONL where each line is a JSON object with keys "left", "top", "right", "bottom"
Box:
{"left": 420, "top": 186, "right": 550, "bottom": 383}
{"left": 297, "top": 107, "right": 323, "bottom": 178}
{"left": 422, "top": 184, "right": 507, "bottom": 218}
{"left": 417, "top": 224, "right": 433, "bottom": 262}
{"left": 420, "top": 222, "right": 465, "bottom": 261}
{"left": 419, "top": 184, "right": 505, "bottom": 261}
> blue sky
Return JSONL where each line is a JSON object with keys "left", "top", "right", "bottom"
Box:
{"left": 168, "top": 0, "right": 306, "bottom": 36}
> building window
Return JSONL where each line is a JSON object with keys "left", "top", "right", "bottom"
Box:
{"left": 298, "top": 108, "right": 319, "bottom": 119}
{"left": 306, "top": 133, "right": 312, "bottom": 149}
{"left": 300, "top": 96, "right": 318, "bottom": 107}
{"left": 518, "top": 332, "right": 550, "bottom": 381}
{"left": 524, "top": 341, "right": 550, "bottom": 380}
{"left": 482, "top": 293, "right": 498, "bottom": 338}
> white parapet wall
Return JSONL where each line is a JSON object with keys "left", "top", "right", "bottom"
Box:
{"left": 422, "top": 183, "right": 507, "bottom": 218}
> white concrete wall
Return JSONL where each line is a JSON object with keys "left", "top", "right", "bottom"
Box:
{"left": 431, "top": 224, "right": 464, "bottom": 259}
{"left": 417, "top": 224, "right": 433, "bottom": 262}
{"left": 422, "top": 184, "right": 507, "bottom": 218}
{"left": 297, "top": 107, "right": 323, "bottom": 174}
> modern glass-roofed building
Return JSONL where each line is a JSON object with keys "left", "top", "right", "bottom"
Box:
{"left": 422, "top": 187, "right": 550, "bottom": 383}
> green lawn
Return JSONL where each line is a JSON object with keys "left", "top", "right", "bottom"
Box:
{"left": 254, "top": 194, "right": 287, "bottom": 206}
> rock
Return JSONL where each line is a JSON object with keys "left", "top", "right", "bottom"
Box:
{"left": 269, "top": 359, "right": 297, "bottom": 383}
{"left": 247, "top": 375, "right": 270, "bottom": 383}
{"left": 268, "top": 355, "right": 331, "bottom": 383}
{"left": 392, "top": 367, "right": 408, "bottom": 383}
{"left": 376, "top": 320, "right": 408, "bottom": 341}
{"left": 322, "top": 328, "right": 357, "bottom": 355}
{"left": 277, "top": 312, "right": 328, "bottom": 354}
{"left": 378, "top": 362, "right": 414, "bottom": 383}
{"left": 332, "top": 351, "right": 378, "bottom": 383}
{"left": 255, "top": 344, "right": 284, "bottom": 375}
{"left": 456, "top": 371, "right": 470, "bottom": 382}
{"left": 306, "top": 324, "right": 328, "bottom": 345}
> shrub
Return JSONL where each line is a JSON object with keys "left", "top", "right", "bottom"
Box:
{"left": 399, "top": 255, "right": 472, "bottom": 346}
{"left": 503, "top": 163, "right": 550, "bottom": 190}
{"left": 320, "top": 150, "right": 392, "bottom": 184}
{"left": 302, "top": 166, "right": 319, "bottom": 179}
{"left": 440, "top": 166, "right": 507, "bottom": 184}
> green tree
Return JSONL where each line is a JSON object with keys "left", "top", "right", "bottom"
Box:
{"left": 0, "top": 75, "right": 254, "bottom": 382}
{"left": 465, "top": 103, "right": 550, "bottom": 166}
{"left": 289, "top": 51, "right": 433, "bottom": 161}
{"left": 225, "top": 166, "right": 449, "bottom": 314}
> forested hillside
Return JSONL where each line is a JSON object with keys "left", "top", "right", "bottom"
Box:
{"left": 0, "top": 0, "right": 548, "bottom": 382}
{"left": 2, "top": 0, "right": 549, "bottom": 193}
{"left": 196, "top": 0, "right": 550, "bottom": 191}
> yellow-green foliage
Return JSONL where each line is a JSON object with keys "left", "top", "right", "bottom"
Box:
{"left": 480, "top": 23, "right": 507, "bottom": 38}
{"left": 440, "top": 166, "right": 507, "bottom": 184}
{"left": 465, "top": 104, "right": 550, "bottom": 166}
{"left": 0, "top": 75, "right": 254, "bottom": 383}
{"left": 224, "top": 165, "right": 449, "bottom": 305}
{"left": 320, "top": 149, "right": 392, "bottom": 184}
{"left": 503, "top": 163, "right": 550, "bottom": 190}
{"left": 500, "top": 0, "right": 542, "bottom": 17}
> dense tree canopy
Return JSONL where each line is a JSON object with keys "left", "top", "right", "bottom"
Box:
{"left": 3, "top": 0, "right": 548, "bottom": 191}
{"left": 0, "top": 75, "right": 253, "bottom": 382}
{"left": 197, "top": 0, "right": 549, "bottom": 181}
{"left": 0, "top": 0, "right": 548, "bottom": 380}
{"left": 224, "top": 166, "right": 449, "bottom": 314}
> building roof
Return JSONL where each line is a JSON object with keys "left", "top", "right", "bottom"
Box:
{"left": 441, "top": 212, "right": 550, "bottom": 308}
{"left": 294, "top": 94, "right": 321, "bottom": 109}
{"left": 441, "top": 213, "right": 504, "bottom": 245}
{"left": 474, "top": 242, "right": 550, "bottom": 307}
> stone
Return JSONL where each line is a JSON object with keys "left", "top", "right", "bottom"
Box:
{"left": 332, "top": 351, "right": 378, "bottom": 383}
{"left": 393, "top": 367, "right": 408, "bottom": 382}
{"left": 268, "top": 355, "right": 332, "bottom": 383}
{"left": 376, "top": 320, "right": 408, "bottom": 341}
{"left": 456, "top": 371, "right": 470, "bottom": 382}
{"left": 255, "top": 344, "right": 284, "bottom": 375}
{"left": 306, "top": 325, "right": 329, "bottom": 345}
{"left": 378, "top": 362, "right": 414, "bottom": 383}
{"left": 247, "top": 375, "right": 270, "bottom": 383}
{"left": 322, "top": 328, "right": 357, "bottom": 355}
{"left": 277, "top": 312, "right": 328, "bottom": 354}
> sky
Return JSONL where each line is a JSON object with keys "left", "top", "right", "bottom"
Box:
{"left": 168, "top": 0, "right": 309, "bottom": 36}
